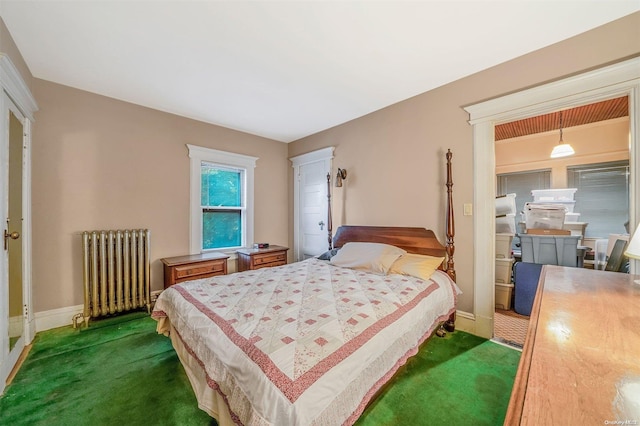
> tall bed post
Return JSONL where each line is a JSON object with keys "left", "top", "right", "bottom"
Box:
{"left": 327, "top": 172, "right": 333, "bottom": 251}
{"left": 444, "top": 149, "right": 456, "bottom": 332}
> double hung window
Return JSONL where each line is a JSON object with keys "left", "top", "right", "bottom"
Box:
{"left": 567, "top": 161, "right": 629, "bottom": 238}
{"left": 497, "top": 169, "right": 551, "bottom": 219}
{"left": 188, "top": 145, "right": 257, "bottom": 253}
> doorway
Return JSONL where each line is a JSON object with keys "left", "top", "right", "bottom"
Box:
{"left": 492, "top": 100, "right": 631, "bottom": 346}
{"left": 464, "top": 57, "right": 640, "bottom": 339}
{"left": 290, "top": 147, "right": 334, "bottom": 262}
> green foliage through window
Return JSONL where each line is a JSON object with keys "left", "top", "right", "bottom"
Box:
{"left": 201, "top": 164, "right": 241, "bottom": 207}
{"left": 202, "top": 210, "right": 241, "bottom": 249}
{"left": 201, "top": 162, "right": 244, "bottom": 249}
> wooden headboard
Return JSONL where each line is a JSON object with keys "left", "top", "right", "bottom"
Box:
{"left": 332, "top": 226, "right": 446, "bottom": 258}
{"left": 326, "top": 149, "right": 456, "bottom": 283}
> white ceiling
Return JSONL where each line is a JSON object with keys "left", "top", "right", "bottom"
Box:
{"left": 1, "top": 1, "right": 638, "bottom": 143}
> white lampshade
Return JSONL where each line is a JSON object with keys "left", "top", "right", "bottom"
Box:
{"left": 550, "top": 143, "right": 575, "bottom": 158}
{"left": 625, "top": 227, "right": 640, "bottom": 260}
{"left": 550, "top": 111, "right": 575, "bottom": 159}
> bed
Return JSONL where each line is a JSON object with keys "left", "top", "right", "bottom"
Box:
{"left": 152, "top": 150, "right": 459, "bottom": 426}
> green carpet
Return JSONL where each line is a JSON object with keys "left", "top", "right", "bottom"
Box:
{"left": 355, "top": 331, "right": 521, "bottom": 426}
{"left": 0, "top": 314, "right": 520, "bottom": 425}
{"left": 0, "top": 313, "right": 214, "bottom": 426}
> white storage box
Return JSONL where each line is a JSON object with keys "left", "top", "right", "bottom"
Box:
{"left": 519, "top": 234, "right": 580, "bottom": 267}
{"left": 495, "top": 233, "right": 514, "bottom": 259}
{"left": 528, "top": 200, "right": 575, "bottom": 213}
{"left": 496, "top": 214, "right": 516, "bottom": 234}
{"left": 563, "top": 222, "right": 588, "bottom": 240}
{"left": 564, "top": 212, "right": 580, "bottom": 222}
{"left": 495, "top": 283, "right": 514, "bottom": 310}
{"left": 495, "top": 258, "right": 515, "bottom": 284}
{"left": 524, "top": 203, "right": 566, "bottom": 229}
{"left": 531, "top": 188, "right": 577, "bottom": 202}
{"left": 496, "top": 193, "right": 516, "bottom": 216}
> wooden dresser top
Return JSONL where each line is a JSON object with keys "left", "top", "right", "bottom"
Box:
{"left": 506, "top": 265, "right": 640, "bottom": 425}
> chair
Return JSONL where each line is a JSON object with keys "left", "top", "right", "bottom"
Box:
{"left": 605, "top": 239, "right": 629, "bottom": 272}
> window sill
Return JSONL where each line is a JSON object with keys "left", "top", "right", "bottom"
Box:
{"left": 202, "top": 249, "right": 240, "bottom": 260}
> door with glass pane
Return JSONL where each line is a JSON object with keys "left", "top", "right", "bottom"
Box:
{"left": 1, "top": 95, "right": 27, "bottom": 393}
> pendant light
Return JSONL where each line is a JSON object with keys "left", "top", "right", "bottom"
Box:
{"left": 550, "top": 111, "right": 575, "bottom": 158}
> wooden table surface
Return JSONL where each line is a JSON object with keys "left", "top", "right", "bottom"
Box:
{"left": 505, "top": 265, "right": 640, "bottom": 425}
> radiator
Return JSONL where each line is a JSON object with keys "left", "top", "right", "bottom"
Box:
{"left": 73, "top": 229, "right": 151, "bottom": 328}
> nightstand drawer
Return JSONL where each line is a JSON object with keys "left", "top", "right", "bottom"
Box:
{"left": 174, "top": 260, "right": 225, "bottom": 280}
{"left": 253, "top": 252, "right": 286, "bottom": 266}
{"left": 161, "top": 253, "right": 229, "bottom": 288}
{"left": 236, "top": 245, "right": 289, "bottom": 272}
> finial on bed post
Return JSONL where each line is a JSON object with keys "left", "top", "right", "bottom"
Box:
{"left": 445, "top": 149, "right": 456, "bottom": 332}
{"left": 327, "top": 172, "right": 333, "bottom": 250}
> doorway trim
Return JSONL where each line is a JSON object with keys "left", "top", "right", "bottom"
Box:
{"left": 290, "top": 147, "right": 334, "bottom": 262}
{"left": 464, "top": 56, "right": 640, "bottom": 338}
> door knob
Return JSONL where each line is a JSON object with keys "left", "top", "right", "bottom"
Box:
{"left": 4, "top": 230, "right": 20, "bottom": 250}
{"left": 318, "top": 221, "right": 324, "bottom": 230}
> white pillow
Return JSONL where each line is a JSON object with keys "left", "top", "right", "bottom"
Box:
{"left": 329, "top": 242, "right": 406, "bottom": 274}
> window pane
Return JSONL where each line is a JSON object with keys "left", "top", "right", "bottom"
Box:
{"left": 567, "top": 161, "right": 629, "bottom": 238}
{"left": 497, "top": 169, "right": 551, "bottom": 252}
{"left": 203, "top": 210, "right": 242, "bottom": 249}
{"left": 497, "top": 169, "right": 551, "bottom": 222}
{"left": 201, "top": 163, "right": 242, "bottom": 207}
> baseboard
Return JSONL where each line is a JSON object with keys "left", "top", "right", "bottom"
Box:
{"left": 34, "top": 304, "right": 83, "bottom": 333}
{"left": 454, "top": 310, "right": 476, "bottom": 335}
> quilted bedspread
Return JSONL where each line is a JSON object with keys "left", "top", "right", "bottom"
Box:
{"left": 152, "top": 257, "right": 458, "bottom": 426}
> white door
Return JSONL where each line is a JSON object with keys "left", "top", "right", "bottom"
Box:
{"left": 290, "top": 147, "right": 334, "bottom": 262}
{"left": 0, "top": 95, "right": 27, "bottom": 393}
{"left": 300, "top": 161, "right": 329, "bottom": 259}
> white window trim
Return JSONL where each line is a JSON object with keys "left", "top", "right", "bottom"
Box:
{"left": 187, "top": 144, "right": 258, "bottom": 255}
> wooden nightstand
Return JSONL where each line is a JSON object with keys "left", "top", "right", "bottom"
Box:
{"left": 236, "top": 245, "right": 289, "bottom": 272}
{"left": 161, "top": 252, "right": 229, "bottom": 288}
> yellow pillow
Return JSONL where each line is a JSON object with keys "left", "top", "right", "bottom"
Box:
{"left": 388, "top": 254, "right": 445, "bottom": 280}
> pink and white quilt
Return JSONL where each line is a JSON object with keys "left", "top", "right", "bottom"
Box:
{"left": 152, "top": 257, "right": 458, "bottom": 426}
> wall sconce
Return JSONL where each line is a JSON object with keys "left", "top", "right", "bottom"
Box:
{"left": 335, "top": 168, "right": 347, "bottom": 187}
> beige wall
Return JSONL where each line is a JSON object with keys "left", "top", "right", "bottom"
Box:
{"left": 3, "top": 12, "right": 640, "bottom": 318}
{"left": 288, "top": 12, "right": 640, "bottom": 313}
{"left": 31, "top": 80, "right": 289, "bottom": 312}
{"left": 496, "top": 118, "right": 630, "bottom": 188}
